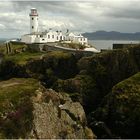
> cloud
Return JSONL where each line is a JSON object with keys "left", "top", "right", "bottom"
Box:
{"left": 0, "top": 24, "right": 6, "bottom": 30}
{"left": 0, "top": 0, "right": 140, "bottom": 38}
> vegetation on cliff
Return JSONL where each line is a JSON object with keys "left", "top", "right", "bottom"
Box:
{"left": 0, "top": 78, "right": 40, "bottom": 138}
{"left": 0, "top": 42, "right": 140, "bottom": 138}
{"left": 4, "top": 52, "right": 45, "bottom": 65}
{"left": 58, "top": 42, "right": 87, "bottom": 50}
{"left": 0, "top": 78, "right": 95, "bottom": 139}
{"left": 54, "top": 45, "right": 140, "bottom": 112}
{"left": 91, "top": 72, "right": 140, "bottom": 138}
{"left": 53, "top": 45, "right": 140, "bottom": 138}
{"left": 26, "top": 51, "right": 80, "bottom": 87}
{"left": 0, "top": 50, "right": 81, "bottom": 82}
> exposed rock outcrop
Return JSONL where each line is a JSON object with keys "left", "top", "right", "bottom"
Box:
{"left": 0, "top": 78, "right": 95, "bottom": 139}
{"left": 30, "top": 89, "right": 95, "bottom": 139}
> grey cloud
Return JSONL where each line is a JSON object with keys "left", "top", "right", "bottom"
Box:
{"left": 0, "top": 0, "right": 140, "bottom": 38}
{"left": 97, "top": 0, "right": 140, "bottom": 20}
{"left": 103, "top": 9, "right": 140, "bottom": 20}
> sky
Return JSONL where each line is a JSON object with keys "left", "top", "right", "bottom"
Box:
{"left": 0, "top": 0, "right": 140, "bottom": 38}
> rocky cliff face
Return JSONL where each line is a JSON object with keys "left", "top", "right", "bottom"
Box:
{"left": 0, "top": 78, "right": 95, "bottom": 139}
{"left": 53, "top": 45, "right": 140, "bottom": 138}
{"left": 54, "top": 45, "right": 140, "bottom": 111}
{"left": 91, "top": 72, "right": 140, "bottom": 138}
{"left": 0, "top": 44, "right": 140, "bottom": 138}
{"left": 30, "top": 89, "right": 95, "bottom": 139}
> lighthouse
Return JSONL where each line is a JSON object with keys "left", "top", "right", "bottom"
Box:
{"left": 29, "top": 8, "right": 39, "bottom": 33}
{"left": 21, "top": 8, "right": 89, "bottom": 47}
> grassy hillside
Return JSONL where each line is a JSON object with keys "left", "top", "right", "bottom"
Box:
{"left": 4, "top": 52, "right": 46, "bottom": 65}
{"left": 0, "top": 78, "right": 40, "bottom": 138}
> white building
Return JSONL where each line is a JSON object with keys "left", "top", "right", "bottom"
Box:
{"left": 21, "top": 8, "right": 88, "bottom": 45}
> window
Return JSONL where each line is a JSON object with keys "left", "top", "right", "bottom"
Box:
{"left": 42, "top": 39, "right": 45, "bottom": 41}
{"left": 48, "top": 35, "right": 50, "bottom": 39}
{"left": 57, "top": 36, "right": 59, "bottom": 40}
{"left": 32, "top": 26, "right": 34, "bottom": 29}
{"left": 32, "top": 18, "right": 34, "bottom": 20}
{"left": 40, "top": 35, "right": 43, "bottom": 38}
{"left": 52, "top": 35, "right": 54, "bottom": 38}
{"left": 81, "top": 38, "right": 82, "bottom": 41}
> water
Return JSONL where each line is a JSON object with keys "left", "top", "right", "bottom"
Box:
{"left": 89, "top": 40, "right": 140, "bottom": 51}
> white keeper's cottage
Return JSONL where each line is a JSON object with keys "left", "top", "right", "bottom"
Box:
{"left": 21, "top": 8, "right": 88, "bottom": 45}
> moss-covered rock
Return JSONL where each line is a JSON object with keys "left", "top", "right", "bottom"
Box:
{"left": 54, "top": 75, "right": 99, "bottom": 112}
{"left": 26, "top": 51, "right": 79, "bottom": 87}
{"left": 77, "top": 45, "right": 140, "bottom": 111}
{"left": 78, "top": 45, "right": 140, "bottom": 91}
{"left": 92, "top": 72, "right": 140, "bottom": 138}
{"left": 0, "top": 60, "right": 28, "bottom": 81}
{"left": 0, "top": 51, "right": 80, "bottom": 85}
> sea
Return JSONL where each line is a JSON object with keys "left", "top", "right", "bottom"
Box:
{"left": 89, "top": 40, "right": 140, "bottom": 51}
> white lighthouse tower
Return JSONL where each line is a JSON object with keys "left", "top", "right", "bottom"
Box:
{"left": 29, "top": 8, "right": 39, "bottom": 33}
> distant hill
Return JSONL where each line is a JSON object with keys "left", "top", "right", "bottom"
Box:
{"left": 83, "top": 31, "right": 140, "bottom": 40}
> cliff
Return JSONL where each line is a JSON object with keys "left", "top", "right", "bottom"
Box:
{"left": 53, "top": 45, "right": 140, "bottom": 138}
{"left": 54, "top": 45, "right": 140, "bottom": 112}
{"left": 0, "top": 78, "right": 95, "bottom": 139}
{"left": 92, "top": 72, "right": 140, "bottom": 138}
{"left": 0, "top": 43, "right": 140, "bottom": 138}
{"left": 0, "top": 51, "right": 80, "bottom": 82}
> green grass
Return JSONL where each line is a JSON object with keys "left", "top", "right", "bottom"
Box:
{"left": 59, "top": 42, "right": 87, "bottom": 49}
{"left": 10, "top": 43, "right": 27, "bottom": 51}
{"left": 4, "top": 52, "right": 46, "bottom": 65}
{"left": 0, "top": 43, "right": 27, "bottom": 55}
{"left": 0, "top": 78, "right": 39, "bottom": 112}
{"left": 45, "top": 51, "right": 71, "bottom": 59}
{"left": 113, "top": 72, "right": 140, "bottom": 97}
{"left": 0, "top": 78, "right": 40, "bottom": 138}
{"left": 4, "top": 51, "right": 70, "bottom": 65}
{"left": 111, "top": 72, "right": 140, "bottom": 118}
